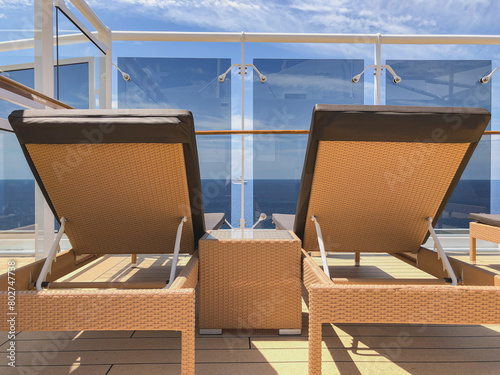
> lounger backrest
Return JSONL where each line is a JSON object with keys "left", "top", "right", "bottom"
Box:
{"left": 9, "top": 109, "right": 205, "bottom": 255}
{"left": 295, "top": 105, "right": 490, "bottom": 253}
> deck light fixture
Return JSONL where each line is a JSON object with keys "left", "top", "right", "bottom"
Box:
{"left": 352, "top": 64, "right": 401, "bottom": 84}
{"left": 479, "top": 66, "right": 500, "bottom": 84}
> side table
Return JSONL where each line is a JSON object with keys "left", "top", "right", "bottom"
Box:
{"left": 199, "top": 229, "right": 302, "bottom": 335}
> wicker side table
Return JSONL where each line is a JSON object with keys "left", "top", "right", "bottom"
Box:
{"left": 199, "top": 229, "right": 302, "bottom": 335}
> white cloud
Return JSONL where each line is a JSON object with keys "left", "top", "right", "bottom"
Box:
{"left": 87, "top": 0, "right": 500, "bottom": 35}
{"left": 0, "top": 0, "right": 32, "bottom": 8}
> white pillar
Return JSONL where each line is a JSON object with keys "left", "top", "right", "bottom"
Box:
{"left": 34, "top": 0, "right": 55, "bottom": 258}
{"left": 99, "top": 27, "right": 112, "bottom": 109}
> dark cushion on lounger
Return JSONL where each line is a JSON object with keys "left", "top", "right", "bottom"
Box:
{"left": 272, "top": 213, "right": 295, "bottom": 231}
{"left": 204, "top": 213, "right": 225, "bottom": 230}
{"left": 9, "top": 109, "right": 206, "bottom": 255}
{"left": 293, "top": 105, "right": 490, "bottom": 253}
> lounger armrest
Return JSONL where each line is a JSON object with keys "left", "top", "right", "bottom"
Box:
{"left": 302, "top": 249, "right": 333, "bottom": 289}
{"left": 169, "top": 251, "right": 199, "bottom": 290}
{"left": 272, "top": 213, "right": 295, "bottom": 230}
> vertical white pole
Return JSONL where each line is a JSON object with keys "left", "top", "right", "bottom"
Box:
{"left": 99, "top": 27, "right": 112, "bottom": 109}
{"left": 240, "top": 32, "right": 246, "bottom": 229}
{"left": 34, "top": 0, "right": 55, "bottom": 258}
{"left": 374, "top": 33, "right": 382, "bottom": 105}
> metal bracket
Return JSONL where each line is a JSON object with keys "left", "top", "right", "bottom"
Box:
{"left": 311, "top": 215, "right": 330, "bottom": 279}
{"left": 164, "top": 216, "right": 188, "bottom": 289}
{"left": 352, "top": 64, "right": 401, "bottom": 84}
{"left": 217, "top": 63, "right": 267, "bottom": 83}
{"left": 426, "top": 217, "right": 458, "bottom": 286}
{"left": 251, "top": 213, "right": 267, "bottom": 229}
{"left": 36, "top": 218, "right": 67, "bottom": 291}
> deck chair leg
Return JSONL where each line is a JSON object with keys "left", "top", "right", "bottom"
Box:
{"left": 470, "top": 236, "right": 477, "bottom": 264}
{"left": 165, "top": 216, "right": 188, "bottom": 289}
{"left": 354, "top": 252, "right": 360, "bottom": 266}
{"left": 308, "top": 321, "right": 323, "bottom": 375}
{"left": 131, "top": 254, "right": 137, "bottom": 268}
{"left": 36, "top": 218, "right": 67, "bottom": 291}
{"left": 181, "top": 328, "right": 195, "bottom": 375}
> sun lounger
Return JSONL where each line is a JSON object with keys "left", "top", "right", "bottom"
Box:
{"left": 0, "top": 109, "right": 224, "bottom": 375}
{"left": 276, "top": 105, "right": 500, "bottom": 374}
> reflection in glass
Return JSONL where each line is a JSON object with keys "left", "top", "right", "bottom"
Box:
{"left": 118, "top": 57, "right": 232, "bottom": 220}
{"left": 253, "top": 59, "right": 364, "bottom": 228}
{"left": 0, "top": 64, "right": 90, "bottom": 237}
{"left": 55, "top": 6, "right": 101, "bottom": 108}
{"left": 386, "top": 60, "right": 492, "bottom": 229}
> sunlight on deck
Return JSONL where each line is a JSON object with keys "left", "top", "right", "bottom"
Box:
{"left": 1, "top": 250, "right": 499, "bottom": 374}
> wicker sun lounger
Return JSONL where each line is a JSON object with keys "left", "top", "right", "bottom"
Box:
{"left": 275, "top": 105, "right": 500, "bottom": 374}
{"left": 0, "top": 109, "right": 224, "bottom": 375}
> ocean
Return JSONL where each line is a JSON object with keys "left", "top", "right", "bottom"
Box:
{"left": 0, "top": 179, "right": 497, "bottom": 231}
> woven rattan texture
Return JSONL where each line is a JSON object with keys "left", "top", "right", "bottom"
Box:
{"left": 26, "top": 143, "right": 195, "bottom": 254}
{"left": 199, "top": 234, "right": 302, "bottom": 329}
{"left": 170, "top": 252, "right": 199, "bottom": 290}
{"left": 0, "top": 289, "right": 195, "bottom": 331}
{"left": 308, "top": 284, "right": 500, "bottom": 324}
{"left": 470, "top": 222, "right": 500, "bottom": 243}
{"left": 306, "top": 283, "right": 500, "bottom": 374}
{"left": 303, "top": 141, "right": 469, "bottom": 253}
{"left": 302, "top": 251, "right": 332, "bottom": 289}
{"left": 0, "top": 289, "right": 196, "bottom": 374}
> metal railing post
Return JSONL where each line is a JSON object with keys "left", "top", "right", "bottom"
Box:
{"left": 240, "top": 31, "right": 246, "bottom": 229}
{"left": 374, "top": 33, "right": 382, "bottom": 105}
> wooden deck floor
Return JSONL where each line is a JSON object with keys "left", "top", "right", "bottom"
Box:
{"left": 1, "top": 249, "right": 500, "bottom": 374}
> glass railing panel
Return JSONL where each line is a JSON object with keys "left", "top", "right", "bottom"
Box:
{"left": 252, "top": 58, "right": 364, "bottom": 228}
{"left": 55, "top": 7, "right": 99, "bottom": 109}
{"left": 0, "top": 7, "right": 97, "bottom": 266}
{"left": 0, "top": 2, "right": 35, "bottom": 268}
{"left": 117, "top": 57, "right": 233, "bottom": 222}
{"left": 0, "top": 130, "right": 36, "bottom": 265}
{"left": 386, "top": 59, "right": 492, "bottom": 230}
{"left": 0, "top": 59, "right": 92, "bottom": 243}
{"left": 0, "top": 1, "right": 34, "bottom": 124}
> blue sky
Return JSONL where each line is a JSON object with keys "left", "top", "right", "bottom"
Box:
{"left": 1, "top": 1, "right": 500, "bottom": 224}
{"left": 85, "top": 0, "right": 499, "bottom": 35}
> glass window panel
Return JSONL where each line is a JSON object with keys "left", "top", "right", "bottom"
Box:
{"left": 0, "top": 63, "right": 90, "bottom": 266}
{"left": 55, "top": 8, "right": 99, "bottom": 109}
{"left": 0, "top": 62, "right": 90, "bottom": 115}
{"left": 55, "top": 62, "right": 90, "bottom": 109}
{"left": 118, "top": 57, "right": 232, "bottom": 220}
{"left": 386, "top": 60, "right": 491, "bottom": 230}
{"left": 253, "top": 58, "right": 364, "bottom": 228}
